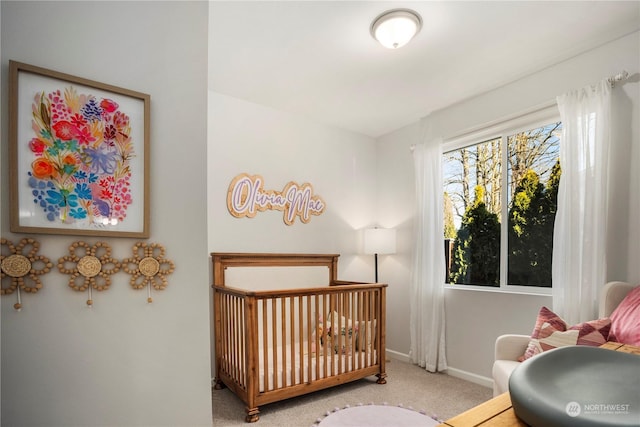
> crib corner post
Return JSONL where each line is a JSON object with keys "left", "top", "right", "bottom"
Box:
{"left": 245, "top": 406, "right": 260, "bottom": 423}
{"left": 376, "top": 285, "right": 387, "bottom": 385}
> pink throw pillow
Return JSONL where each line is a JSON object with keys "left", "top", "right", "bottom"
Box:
{"left": 608, "top": 285, "right": 640, "bottom": 346}
{"left": 519, "top": 306, "right": 611, "bottom": 361}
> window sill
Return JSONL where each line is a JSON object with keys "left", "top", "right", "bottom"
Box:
{"left": 443, "top": 284, "right": 552, "bottom": 297}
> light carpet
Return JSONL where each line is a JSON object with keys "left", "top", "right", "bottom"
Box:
{"left": 314, "top": 403, "right": 440, "bottom": 427}
{"left": 212, "top": 359, "right": 493, "bottom": 426}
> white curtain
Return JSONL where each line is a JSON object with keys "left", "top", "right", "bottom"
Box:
{"left": 552, "top": 79, "right": 612, "bottom": 324}
{"left": 410, "top": 125, "right": 447, "bottom": 372}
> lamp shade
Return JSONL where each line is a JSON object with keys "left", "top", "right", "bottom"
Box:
{"left": 364, "top": 228, "right": 397, "bottom": 255}
{"left": 370, "top": 9, "right": 422, "bottom": 49}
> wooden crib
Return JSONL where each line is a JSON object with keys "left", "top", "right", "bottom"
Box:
{"left": 211, "top": 253, "right": 387, "bottom": 422}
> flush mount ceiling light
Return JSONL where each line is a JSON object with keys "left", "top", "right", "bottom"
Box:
{"left": 370, "top": 8, "right": 422, "bottom": 49}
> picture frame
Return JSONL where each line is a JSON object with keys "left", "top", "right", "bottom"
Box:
{"left": 9, "top": 60, "right": 150, "bottom": 238}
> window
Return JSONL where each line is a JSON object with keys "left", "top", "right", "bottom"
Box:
{"left": 443, "top": 118, "right": 561, "bottom": 290}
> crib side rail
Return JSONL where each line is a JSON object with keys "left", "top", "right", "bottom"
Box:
{"left": 214, "top": 282, "right": 387, "bottom": 298}
{"left": 213, "top": 282, "right": 387, "bottom": 398}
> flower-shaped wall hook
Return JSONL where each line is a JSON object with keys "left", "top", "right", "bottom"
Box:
{"left": 122, "top": 242, "right": 175, "bottom": 303}
{"left": 1, "top": 238, "right": 53, "bottom": 310}
{"left": 57, "top": 241, "right": 120, "bottom": 306}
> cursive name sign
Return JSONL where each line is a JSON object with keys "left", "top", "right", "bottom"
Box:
{"left": 227, "top": 173, "right": 326, "bottom": 225}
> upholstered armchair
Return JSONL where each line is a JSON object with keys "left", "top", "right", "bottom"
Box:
{"left": 492, "top": 281, "right": 638, "bottom": 397}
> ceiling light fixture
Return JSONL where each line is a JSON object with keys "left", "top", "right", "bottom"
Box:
{"left": 370, "top": 8, "right": 422, "bottom": 49}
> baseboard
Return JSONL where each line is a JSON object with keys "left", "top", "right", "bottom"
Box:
{"left": 385, "top": 349, "right": 411, "bottom": 363}
{"left": 445, "top": 367, "right": 493, "bottom": 389}
{"left": 385, "top": 349, "right": 493, "bottom": 389}
{"left": 211, "top": 350, "right": 493, "bottom": 390}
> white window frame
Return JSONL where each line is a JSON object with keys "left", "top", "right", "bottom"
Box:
{"left": 442, "top": 103, "right": 560, "bottom": 296}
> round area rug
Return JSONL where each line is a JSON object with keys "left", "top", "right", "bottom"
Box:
{"left": 314, "top": 403, "right": 440, "bottom": 427}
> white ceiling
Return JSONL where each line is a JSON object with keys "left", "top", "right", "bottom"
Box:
{"left": 209, "top": 1, "right": 640, "bottom": 138}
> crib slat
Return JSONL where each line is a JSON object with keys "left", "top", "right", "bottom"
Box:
{"left": 262, "top": 299, "right": 268, "bottom": 392}
{"left": 298, "top": 296, "right": 303, "bottom": 385}
{"left": 221, "top": 294, "right": 227, "bottom": 375}
{"left": 228, "top": 294, "right": 234, "bottom": 377}
{"left": 327, "top": 293, "right": 331, "bottom": 377}
{"left": 323, "top": 293, "right": 329, "bottom": 378}
{"left": 349, "top": 292, "right": 358, "bottom": 371}
{"left": 242, "top": 297, "right": 247, "bottom": 387}
{"left": 238, "top": 297, "right": 242, "bottom": 386}
{"left": 357, "top": 291, "right": 362, "bottom": 370}
{"left": 219, "top": 294, "right": 225, "bottom": 375}
{"left": 364, "top": 291, "right": 370, "bottom": 366}
{"left": 272, "top": 298, "right": 278, "bottom": 390}
{"left": 337, "top": 294, "right": 343, "bottom": 374}
{"left": 234, "top": 295, "right": 240, "bottom": 385}
{"left": 290, "top": 297, "right": 295, "bottom": 385}
{"left": 314, "top": 295, "right": 320, "bottom": 381}
{"left": 230, "top": 295, "right": 234, "bottom": 382}
{"left": 281, "top": 298, "right": 286, "bottom": 388}
{"left": 227, "top": 294, "right": 234, "bottom": 382}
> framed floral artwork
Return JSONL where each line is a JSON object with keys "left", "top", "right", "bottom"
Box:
{"left": 8, "top": 61, "right": 150, "bottom": 237}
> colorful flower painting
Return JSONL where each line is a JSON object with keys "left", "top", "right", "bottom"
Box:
{"left": 26, "top": 86, "right": 135, "bottom": 226}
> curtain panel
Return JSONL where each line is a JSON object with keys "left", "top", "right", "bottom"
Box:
{"left": 410, "top": 133, "right": 447, "bottom": 372}
{"left": 553, "top": 79, "right": 612, "bottom": 324}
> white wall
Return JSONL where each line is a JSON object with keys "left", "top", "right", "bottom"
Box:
{"left": 1, "top": 2, "right": 212, "bottom": 426}
{"left": 207, "top": 92, "right": 377, "bottom": 260}
{"left": 377, "top": 32, "right": 640, "bottom": 382}
{"left": 207, "top": 92, "right": 383, "bottom": 374}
